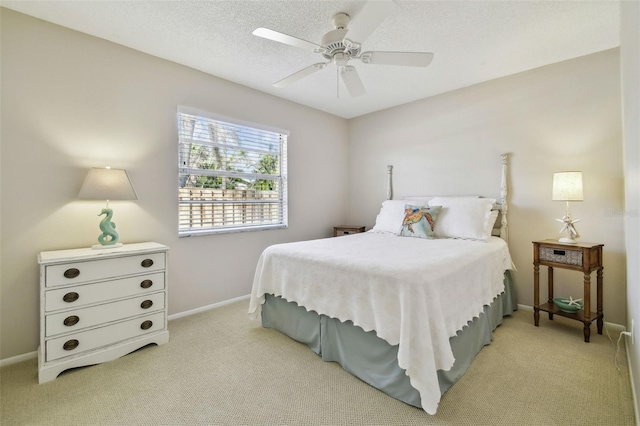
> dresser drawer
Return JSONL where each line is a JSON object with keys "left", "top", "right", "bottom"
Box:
{"left": 45, "top": 292, "right": 165, "bottom": 337}
{"left": 45, "top": 252, "right": 165, "bottom": 287}
{"left": 45, "top": 272, "right": 165, "bottom": 312}
{"left": 539, "top": 246, "right": 583, "bottom": 266}
{"left": 45, "top": 311, "right": 166, "bottom": 362}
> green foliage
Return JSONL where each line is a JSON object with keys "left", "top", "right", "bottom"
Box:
{"left": 183, "top": 127, "right": 280, "bottom": 192}
{"left": 254, "top": 154, "right": 278, "bottom": 191}
{"left": 188, "top": 145, "right": 251, "bottom": 189}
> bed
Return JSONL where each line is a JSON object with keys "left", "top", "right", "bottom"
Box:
{"left": 248, "top": 154, "right": 515, "bottom": 414}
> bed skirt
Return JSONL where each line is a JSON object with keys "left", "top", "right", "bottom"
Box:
{"left": 261, "top": 271, "right": 516, "bottom": 409}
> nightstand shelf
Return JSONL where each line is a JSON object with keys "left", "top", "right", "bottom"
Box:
{"left": 536, "top": 302, "right": 600, "bottom": 323}
{"left": 533, "top": 239, "right": 604, "bottom": 342}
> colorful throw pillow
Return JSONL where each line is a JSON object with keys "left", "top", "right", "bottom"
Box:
{"left": 372, "top": 199, "right": 430, "bottom": 233}
{"left": 398, "top": 205, "right": 442, "bottom": 239}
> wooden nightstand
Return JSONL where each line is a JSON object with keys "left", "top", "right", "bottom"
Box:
{"left": 333, "top": 226, "right": 365, "bottom": 237}
{"left": 533, "top": 240, "right": 604, "bottom": 342}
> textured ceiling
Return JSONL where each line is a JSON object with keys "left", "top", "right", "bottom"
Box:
{"left": 1, "top": 1, "right": 620, "bottom": 119}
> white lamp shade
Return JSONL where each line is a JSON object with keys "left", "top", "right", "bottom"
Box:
{"left": 78, "top": 168, "right": 138, "bottom": 201}
{"left": 552, "top": 171, "right": 583, "bottom": 201}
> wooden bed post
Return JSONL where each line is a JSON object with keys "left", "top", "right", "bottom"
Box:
{"left": 500, "top": 153, "right": 509, "bottom": 243}
{"left": 387, "top": 165, "right": 393, "bottom": 200}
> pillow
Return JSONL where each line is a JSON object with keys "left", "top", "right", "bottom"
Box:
{"left": 404, "top": 195, "right": 479, "bottom": 206}
{"left": 428, "top": 197, "right": 496, "bottom": 241}
{"left": 372, "top": 200, "right": 427, "bottom": 233}
{"left": 486, "top": 209, "right": 500, "bottom": 237}
{"left": 398, "top": 205, "right": 442, "bottom": 239}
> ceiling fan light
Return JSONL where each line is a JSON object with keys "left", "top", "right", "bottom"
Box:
{"left": 333, "top": 52, "right": 349, "bottom": 67}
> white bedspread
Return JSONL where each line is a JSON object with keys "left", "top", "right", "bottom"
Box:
{"left": 248, "top": 232, "right": 514, "bottom": 414}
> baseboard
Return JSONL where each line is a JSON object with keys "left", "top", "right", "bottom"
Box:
{"left": 0, "top": 294, "right": 252, "bottom": 368}
{"left": 167, "top": 294, "right": 250, "bottom": 321}
{"left": 0, "top": 351, "right": 37, "bottom": 367}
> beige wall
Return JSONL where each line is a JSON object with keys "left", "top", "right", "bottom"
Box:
{"left": 0, "top": 10, "right": 348, "bottom": 359}
{"left": 621, "top": 0, "right": 640, "bottom": 418}
{"left": 347, "top": 49, "right": 626, "bottom": 325}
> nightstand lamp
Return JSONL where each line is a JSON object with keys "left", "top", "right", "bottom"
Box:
{"left": 552, "top": 171, "right": 583, "bottom": 244}
{"left": 78, "top": 167, "right": 138, "bottom": 249}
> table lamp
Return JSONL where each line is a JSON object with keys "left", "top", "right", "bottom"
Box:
{"left": 78, "top": 167, "right": 138, "bottom": 249}
{"left": 552, "top": 171, "right": 583, "bottom": 244}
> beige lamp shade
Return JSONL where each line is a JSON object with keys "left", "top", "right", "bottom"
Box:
{"left": 552, "top": 171, "right": 583, "bottom": 201}
{"left": 78, "top": 167, "right": 138, "bottom": 201}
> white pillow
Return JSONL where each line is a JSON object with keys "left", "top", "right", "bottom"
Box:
{"left": 486, "top": 209, "right": 500, "bottom": 237}
{"left": 372, "top": 199, "right": 428, "bottom": 233}
{"left": 404, "top": 195, "right": 479, "bottom": 206}
{"left": 428, "top": 197, "right": 496, "bottom": 241}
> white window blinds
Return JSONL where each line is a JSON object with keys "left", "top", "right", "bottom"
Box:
{"left": 178, "top": 109, "right": 288, "bottom": 236}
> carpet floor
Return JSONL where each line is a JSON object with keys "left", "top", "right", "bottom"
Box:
{"left": 0, "top": 301, "right": 635, "bottom": 425}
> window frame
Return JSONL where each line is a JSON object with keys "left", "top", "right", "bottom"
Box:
{"left": 177, "top": 107, "right": 289, "bottom": 237}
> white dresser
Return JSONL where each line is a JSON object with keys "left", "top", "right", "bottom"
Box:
{"left": 37, "top": 242, "right": 169, "bottom": 383}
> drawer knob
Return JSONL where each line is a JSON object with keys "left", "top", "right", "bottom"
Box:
{"left": 140, "top": 279, "right": 153, "bottom": 289}
{"left": 63, "top": 315, "right": 80, "bottom": 327}
{"left": 63, "top": 292, "right": 79, "bottom": 303}
{"left": 63, "top": 268, "right": 80, "bottom": 279}
{"left": 140, "top": 320, "right": 153, "bottom": 330}
{"left": 140, "top": 300, "right": 153, "bottom": 309}
{"left": 63, "top": 339, "right": 79, "bottom": 351}
{"left": 141, "top": 259, "right": 154, "bottom": 268}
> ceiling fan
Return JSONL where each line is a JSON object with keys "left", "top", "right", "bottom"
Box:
{"left": 252, "top": 0, "right": 434, "bottom": 97}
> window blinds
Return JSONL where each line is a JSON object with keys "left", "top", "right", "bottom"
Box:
{"left": 178, "top": 110, "right": 288, "bottom": 236}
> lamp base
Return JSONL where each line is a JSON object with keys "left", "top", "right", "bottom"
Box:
{"left": 558, "top": 237, "right": 578, "bottom": 244}
{"left": 91, "top": 243, "right": 123, "bottom": 250}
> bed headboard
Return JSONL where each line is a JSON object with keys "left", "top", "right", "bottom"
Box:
{"left": 386, "top": 153, "right": 510, "bottom": 243}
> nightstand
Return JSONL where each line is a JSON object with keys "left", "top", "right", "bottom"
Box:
{"left": 37, "top": 242, "right": 170, "bottom": 383}
{"left": 533, "top": 240, "right": 604, "bottom": 342}
{"left": 333, "top": 226, "right": 366, "bottom": 237}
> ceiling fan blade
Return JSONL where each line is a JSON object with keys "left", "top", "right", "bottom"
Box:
{"left": 252, "top": 28, "right": 325, "bottom": 53}
{"left": 340, "top": 66, "right": 366, "bottom": 97}
{"left": 273, "top": 63, "right": 327, "bottom": 88}
{"left": 343, "top": 0, "right": 397, "bottom": 47}
{"left": 360, "top": 51, "right": 434, "bottom": 67}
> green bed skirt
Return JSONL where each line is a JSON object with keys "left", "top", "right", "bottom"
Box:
{"left": 261, "top": 271, "right": 517, "bottom": 408}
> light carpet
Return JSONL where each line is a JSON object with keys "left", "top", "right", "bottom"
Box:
{"left": 0, "top": 301, "right": 635, "bottom": 425}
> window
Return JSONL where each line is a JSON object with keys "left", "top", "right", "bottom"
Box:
{"left": 177, "top": 108, "right": 288, "bottom": 236}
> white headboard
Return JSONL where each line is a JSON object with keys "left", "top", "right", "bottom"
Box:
{"left": 386, "top": 153, "right": 510, "bottom": 243}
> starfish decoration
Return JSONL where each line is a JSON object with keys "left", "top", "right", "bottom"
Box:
{"left": 556, "top": 215, "right": 581, "bottom": 239}
{"left": 562, "top": 296, "right": 583, "bottom": 306}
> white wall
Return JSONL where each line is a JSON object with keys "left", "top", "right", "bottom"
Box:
{"left": 620, "top": 0, "right": 640, "bottom": 419}
{"left": 347, "top": 49, "right": 627, "bottom": 325}
{"left": 0, "top": 10, "right": 348, "bottom": 359}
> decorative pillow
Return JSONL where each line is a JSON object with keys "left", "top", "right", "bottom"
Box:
{"left": 372, "top": 200, "right": 428, "bottom": 233}
{"left": 398, "top": 205, "right": 442, "bottom": 239}
{"left": 428, "top": 197, "right": 496, "bottom": 241}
